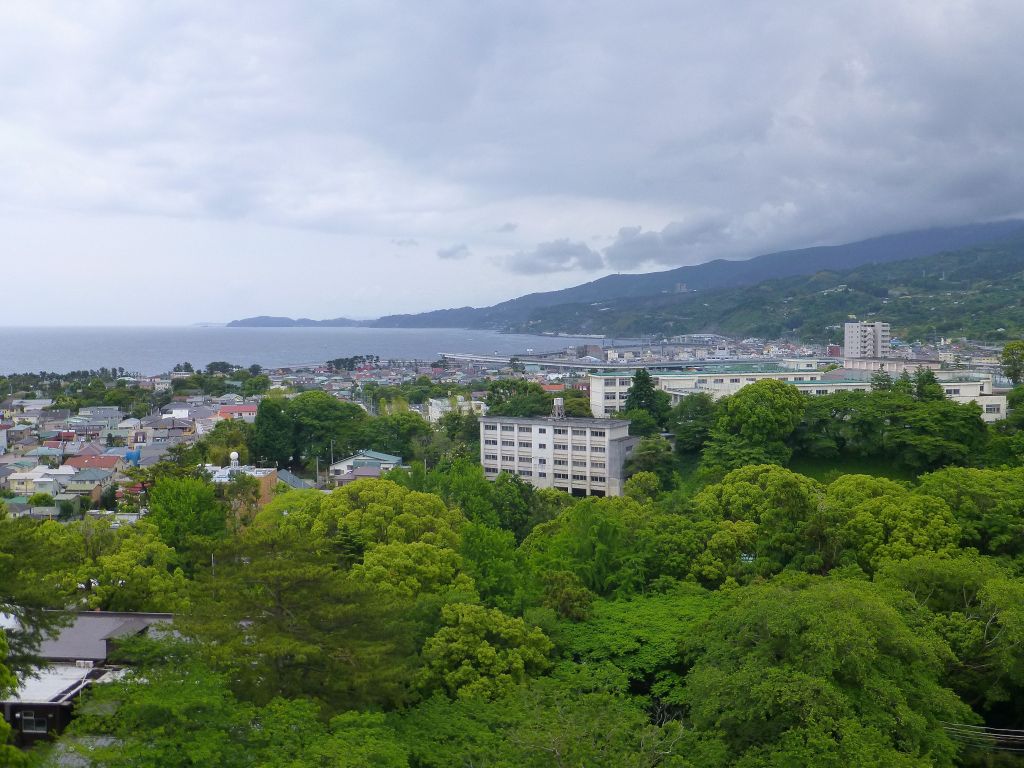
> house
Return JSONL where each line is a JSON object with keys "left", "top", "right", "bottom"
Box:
{"left": 276, "top": 469, "right": 315, "bottom": 490}
{"left": 64, "top": 455, "right": 126, "bottom": 474}
{"left": 65, "top": 468, "right": 115, "bottom": 505}
{"left": 25, "top": 446, "right": 64, "bottom": 464}
{"left": 1, "top": 611, "right": 172, "bottom": 746}
{"left": 161, "top": 403, "right": 193, "bottom": 420}
{"left": 328, "top": 450, "right": 403, "bottom": 483}
{"left": 332, "top": 465, "right": 389, "bottom": 486}
{"left": 216, "top": 404, "right": 258, "bottom": 424}
{"left": 7, "top": 466, "right": 76, "bottom": 496}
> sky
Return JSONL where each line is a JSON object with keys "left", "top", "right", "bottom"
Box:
{"left": 2, "top": 1, "right": 1024, "bottom": 325}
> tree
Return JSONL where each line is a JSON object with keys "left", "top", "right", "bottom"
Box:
{"left": 484, "top": 380, "right": 550, "bottom": 417}
{"left": 680, "top": 577, "right": 975, "bottom": 767}
{"left": 624, "top": 436, "right": 677, "bottom": 488}
{"left": 287, "top": 390, "right": 368, "bottom": 467}
{"left": 667, "top": 392, "right": 717, "bottom": 453}
{"left": 146, "top": 476, "right": 225, "bottom": 552}
{"left": 693, "top": 465, "right": 826, "bottom": 575}
{"left": 75, "top": 522, "right": 191, "bottom": 612}
{"left": 364, "top": 412, "right": 432, "bottom": 460}
{"left": 417, "top": 603, "right": 552, "bottom": 699}
{"left": 623, "top": 471, "right": 661, "bottom": 502}
{"left": 187, "top": 523, "right": 419, "bottom": 710}
{"left": 351, "top": 541, "right": 470, "bottom": 599}
{"left": 615, "top": 408, "right": 659, "bottom": 436}
{"left": 0, "top": 630, "right": 28, "bottom": 767}
{"left": 1001, "top": 340, "right": 1024, "bottom": 385}
{"left": 69, "top": 655, "right": 411, "bottom": 768}
{"left": 522, "top": 497, "right": 648, "bottom": 597}
{"left": 201, "top": 419, "right": 253, "bottom": 466}
{"left": 205, "top": 361, "right": 237, "bottom": 376}
{"left": 915, "top": 466, "right": 1024, "bottom": 556}
{"left": 251, "top": 398, "right": 294, "bottom": 467}
{"left": 241, "top": 374, "right": 270, "bottom": 397}
{"left": 315, "top": 479, "right": 465, "bottom": 550}
{"left": 912, "top": 367, "right": 944, "bottom": 401}
{"left": 458, "top": 523, "right": 523, "bottom": 613}
{"left": 877, "top": 553, "right": 1024, "bottom": 710}
{"left": 399, "top": 667, "right": 695, "bottom": 768}
{"left": 700, "top": 380, "right": 805, "bottom": 475}
{"left": 27, "top": 491, "right": 55, "bottom": 507}
{"left": 623, "top": 369, "right": 670, "bottom": 426}
{"left": 870, "top": 370, "right": 894, "bottom": 391}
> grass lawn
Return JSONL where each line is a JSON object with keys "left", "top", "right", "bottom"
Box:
{"left": 788, "top": 454, "right": 918, "bottom": 484}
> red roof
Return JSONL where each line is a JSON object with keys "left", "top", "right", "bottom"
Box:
{"left": 65, "top": 455, "right": 121, "bottom": 470}
{"left": 541, "top": 384, "right": 566, "bottom": 392}
{"left": 218, "top": 405, "right": 258, "bottom": 415}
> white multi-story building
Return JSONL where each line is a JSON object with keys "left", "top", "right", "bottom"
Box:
{"left": 844, "top": 321, "right": 891, "bottom": 358}
{"left": 590, "top": 366, "right": 1007, "bottom": 422}
{"left": 590, "top": 362, "right": 832, "bottom": 417}
{"left": 479, "top": 415, "right": 638, "bottom": 497}
{"left": 426, "top": 395, "right": 488, "bottom": 424}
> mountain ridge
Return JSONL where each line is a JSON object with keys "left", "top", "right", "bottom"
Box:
{"left": 226, "top": 220, "right": 1024, "bottom": 330}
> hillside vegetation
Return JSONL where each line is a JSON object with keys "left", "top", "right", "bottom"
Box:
{"left": 514, "top": 236, "right": 1024, "bottom": 341}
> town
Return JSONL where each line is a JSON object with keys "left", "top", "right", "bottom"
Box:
{"left": 0, "top": 321, "right": 1013, "bottom": 515}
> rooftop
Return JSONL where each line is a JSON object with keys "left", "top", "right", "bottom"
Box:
{"left": 35, "top": 612, "right": 174, "bottom": 662}
{"left": 479, "top": 415, "right": 630, "bottom": 428}
{"left": 6, "top": 664, "right": 96, "bottom": 705}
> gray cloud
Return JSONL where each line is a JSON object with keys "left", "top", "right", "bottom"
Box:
{"left": 437, "top": 243, "right": 471, "bottom": 260}
{"left": 505, "top": 239, "right": 603, "bottom": 274}
{"left": 392, "top": 238, "right": 418, "bottom": 247}
{"left": 603, "top": 214, "right": 745, "bottom": 269}
{"left": 1, "top": 2, "right": 1024, "bottom": 324}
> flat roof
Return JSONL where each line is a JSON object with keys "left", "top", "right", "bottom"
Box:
{"left": 590, "top": 363, "right": 797, "bottom": 376}
{"left": 479, "top": 415, "right": 629, "bottom": 428}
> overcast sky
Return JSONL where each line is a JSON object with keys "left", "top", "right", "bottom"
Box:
{"left": 2, "top": 1, "right": 1023, "bottom": 325}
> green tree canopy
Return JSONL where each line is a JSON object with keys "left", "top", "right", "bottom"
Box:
{"left": 680, "top": 576, "right": 975, "bottom": 767}
{"left": 147, "top": 476, "right": 225, "bottom": 552}
{"left": 623, "top": 369, "right": 671, "bottom": 426}
{"left": 1001, "top": 340, "right": 1024, "bottom": 384}
{"left": 417, "top": 603, "right": 553, "bottom": 700}
{"left": 251, "top": 397, "right": 294, "bottom": 467}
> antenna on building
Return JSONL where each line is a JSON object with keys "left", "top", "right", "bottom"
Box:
{"left": 551, "top": 397, "right": 565, "bottom": 419}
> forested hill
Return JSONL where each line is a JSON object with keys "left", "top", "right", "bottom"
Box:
{"left": 502, "top": 234, "right": 1024, "bottom": 342}
{"left": 369, "top": 220, "right": 1024, "bottom": 329}
{"left": 226, "top": 221, "right": 1024, "bottom": 330}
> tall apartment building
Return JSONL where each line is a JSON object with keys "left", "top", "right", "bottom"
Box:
{"left": 479, "top": 414, "right": 638, "bottom": 497}
{"left": 843, "top": 321, "right": 891, "bottom": 358}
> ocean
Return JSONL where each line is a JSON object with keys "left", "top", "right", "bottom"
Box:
{"left": 0, "top": 326, "right": 598, "bottom": 376}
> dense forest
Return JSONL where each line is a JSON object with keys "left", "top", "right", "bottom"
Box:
{"left": 3, "top": 370, "right": 1024, "bottom": 766}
